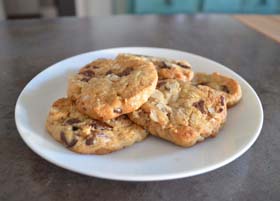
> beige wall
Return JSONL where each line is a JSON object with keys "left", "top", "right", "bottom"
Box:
{"left": 0, "top": 0, "right": 5, "bottom": 20}
{"left": 3, "top": 0, "right": 40, "bottom": 15}
{"left": 114, "top": 0, "right": 127, "bottom": 14}
{"left": 75, "top": 0, "right": 113, "bottom": 17}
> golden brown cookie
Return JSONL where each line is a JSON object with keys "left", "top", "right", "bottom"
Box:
{"left": 192, "top": 72, "right": 242, "bottom": 107}
{"left": 122, "top": 54, "right": 194, "bottom": 81}
{"left": 128, "top": 79, "right": 227, "bottom": 147}
{"left": 67, "top": 54, "right": 158, "bottom": 120}
{"left": 46, "top": 98, "right": 148, "bottom": 154}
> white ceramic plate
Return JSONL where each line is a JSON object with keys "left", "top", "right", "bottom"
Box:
{"left": 15, "top": 47, "right": 263, "bottom": 181}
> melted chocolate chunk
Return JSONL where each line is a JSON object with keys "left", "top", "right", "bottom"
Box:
{"left": 118, "top": 67, "right": 133, "bottom": 77}
{"left": 115, "top": 115, "right": 127, "bottom": 121}
{"left": 113, "top": 108, "right": 122, "bottom": 113}
{"left": 218, "top": 108, "right": 224, "bottom": 113}
{"left": 164, "top": 85, "right": 171, "bottom": 91}
{"left": 85, "top": 65, "right": 99, "bottom": 69}
{"left": 72, "top": 126, "right": 79, "bottom": 131}
{"left": 85, "top": 136, "right": 95, "bottom": 145}
{"left": 81, "top": 77, "right": 91, "bottom": 82}
{"left": 221, "top": 85, "right": 230, "bottom": 93}
{"left": 199, "top": 82, "right": 208, "bottom": 86}
{"left": 106, "top": 70, "right": 113, "bottom": 75}
{"left": 79, "top": 70, "right": 95, "bottom": 82}
{"left": 60, "top": 131, "right": 77, "bottom": 147}
{"left": 176, "top": 62, "right": 191, "bottom": 69}
{"left": 91, "top": 120, "right": 113, "bottom": 130}
{"left": 220, "top": 96, "right": 225, "bottom": 106}
{"left": 67, "top": 139, "right": 78, "bottom": 147}
{"left": 158, "top": 61, "right": 170, "bottom": 69}
{"left": 167, "top": 112, "right": 172, "bottom": 120}
{"left": 60, "top": 131, "right": 67, "bottom": 144}
{"left": 193, "top": 100, "right": 206, "bottom": 114}
{"left": 65, "top": 118, "right": 81, "bottom": 125}
{"left": 79, "top": 70, "right": 95, "bottom": 77}
{"left": 157, "top": 81, "right": 166, "bottom": 88}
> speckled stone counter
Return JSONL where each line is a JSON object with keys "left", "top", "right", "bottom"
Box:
{"left": 0, "top": 15, "right": 279, "bottom": 201}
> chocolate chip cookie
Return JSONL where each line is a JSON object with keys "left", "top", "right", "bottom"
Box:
{"left": 46, "top": 98, "right": 148, "bottom": 154}
{"left": 122, "top": 54, "right": 194, "bottom": 81}
{"left": 192, "top": 72, "right": 242, "bottom": 107}
{"left": 128, "top": 79, "right": 227, "bottom": 147}
{"left": 67, "top": 54, "right": 158, "bottom": 120}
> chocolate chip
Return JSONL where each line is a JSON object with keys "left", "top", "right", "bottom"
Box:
{"left": 167, "top": 112, "right": 171, "bottom": 120}
{"left": 158, "top": 61, "right": 171, "bottom": 69}
{"left": 65, "top": 118, "right": 81, "bottom": 125}
{"left": 115, "top": 115, "right": 127, "bottom": 121}
{"left": 60, "top": 131, "right": 67, "bottom": 144}
{"left": 79, "top": 70, "right": 95, "bottom": 82}
{"left": 164, "top": 85, "right": 172, "bottom": 91}
{"left": 220, "top": 96, "right": 225, "bottom": 106}
{"left": 85, "top": 65, "right": 99, "bottom": 69}
{"left": 81, "top": 77, "right": 91, "bottom": 82}
{"left": 85, "top": 136, "right": 94, "bottom": 145}
{"left": 176, "top": 62, "right": 191, "bottom": 69}
{"left": 106, "top": 70, "right": 113, "bottom": 75}
{"left": 199, "top": 82, "right": 208, "bottom": 86}
{"left": 118, "top": 67, "right": 133, "bottom": 76}
{"left": 157, "top": 81, "right": 166, "bottom": 88}
{"left": 221, "top": 85, "right": 230, "bottom": 93}
{"left": 91, "top": 120, "right": 113, "bottom": 130}
{"left": 72, "top": 126, "right": 79, "bottom": 131}
{"left": 218, "top": 108, "right": 223, "bottom": 113}
{"left": 67, "top": 139, "right": 78, "bottom": 148}
{"left": 60, "top": 132, "right": 77, "bottom": 147}
{"left": 193, "top": 100, "right": 206, "bottom": 114}
{"left": 79, "top": 70, "right": 95, "bottom": 77}
{"left": 113, "top": 108, "right": 122, "bottom": 113}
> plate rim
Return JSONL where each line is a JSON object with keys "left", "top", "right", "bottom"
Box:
{"left": 15, "top": 47, "right": 264, "bottom": 181}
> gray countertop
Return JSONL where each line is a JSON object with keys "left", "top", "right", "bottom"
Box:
{"left": 1, "top": 15, "right": 279, "bottom": 201}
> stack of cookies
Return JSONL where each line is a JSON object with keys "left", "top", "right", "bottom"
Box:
{"left": 46, "top": 54, "right": 242, "bottom": 154}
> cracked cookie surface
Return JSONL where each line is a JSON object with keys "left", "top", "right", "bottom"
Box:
{"left": 122, "top": 54, "right": 194, "bottom": 81}
{"left": 46, "top": 98, "right": 148, "bottom": 154}
{"left": 128, "top": 79, "right": 227, "bottom": 147}
{"left": 67, "top": 54, "right": 158, "bottom": 120}
{"left": 192, "top": 72, "right": 242, "bottom": 107}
